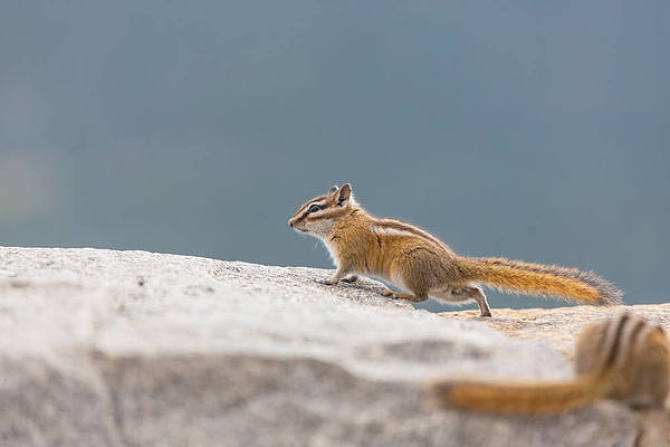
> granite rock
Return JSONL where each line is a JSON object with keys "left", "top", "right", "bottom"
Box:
{"left": 0, "top": 247, "right": 647, "bottom": 446}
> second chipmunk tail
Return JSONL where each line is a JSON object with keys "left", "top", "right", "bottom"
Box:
{"left": 430, "top": 374, "right": 610, "bottom": 415}
{"left": 456, "top": 257, "right": 623, "bottom": 305}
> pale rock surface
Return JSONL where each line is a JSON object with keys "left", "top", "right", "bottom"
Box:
{"left": 0, "top": 247, "right": 648, "bottom": 446}
{"left": 442, "top": 304, "right": 670, "bottom": 357}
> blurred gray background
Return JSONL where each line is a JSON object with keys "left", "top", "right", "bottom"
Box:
{"left": 1, "top": 1, "right": 668, "bottom": 311}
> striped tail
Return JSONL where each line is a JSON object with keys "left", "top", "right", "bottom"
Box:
{"left": 431, "top": 374, "right": 610, "bottom": 415}
{"left": 456, "top": 257, "right": 623, "bottom": 305}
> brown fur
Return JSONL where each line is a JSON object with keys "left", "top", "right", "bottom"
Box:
{"left": 458, "top": 257, "right": 622, "bottom": 305}
{"left": 434, "top": 375, "right": 608, "bottom": 415}
{"left": 430, "top": 313, "right": 670, "bottom": 414}
{"left": 288, "top": 184, "right": 623, "bottom": 316}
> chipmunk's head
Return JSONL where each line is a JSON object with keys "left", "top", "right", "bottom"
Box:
{"left": 288, "top": 183, "right": 357, "bottom": 238}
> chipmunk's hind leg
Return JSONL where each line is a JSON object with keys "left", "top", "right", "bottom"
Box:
{"left": 383, "top": 252, "right": 433, "bottom": 303}
{"left": 432, "top": 285, "right": 492, "bottom": 317}
{"left": 458, "top": 285, "right": 492, "bottom": 317}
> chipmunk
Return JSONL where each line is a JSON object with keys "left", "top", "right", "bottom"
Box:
{"left": 430, "top": 312, "right": 670, "bottom": 414}
{"left": 288, "top": 184, "right": 622, "bottom": 317}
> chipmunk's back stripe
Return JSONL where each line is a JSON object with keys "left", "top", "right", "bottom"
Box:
{"left": 595, "top": 321, "right": 611, "bottom": 370}
{"left": 371, "top": 226, "right": 416, "bottom": 238}
{"left": 620, "top": 318, "right": 647, "bottom": 367}
{"left": 375, "top": 218, "right": 447, "bottom": 249}
{"left": 604, "top": 313, "right": 630, "bottom": 368}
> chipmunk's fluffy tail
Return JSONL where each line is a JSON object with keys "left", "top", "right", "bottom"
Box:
{"left": 456, "top": 257, "right": 622, "bottom": 305}
{"left": 431, "top": 374, "right": 609, "bottom": 415}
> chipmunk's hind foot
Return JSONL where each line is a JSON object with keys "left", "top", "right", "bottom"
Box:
{"left": 432, "top": 285, "right": 492, "bottom": 317}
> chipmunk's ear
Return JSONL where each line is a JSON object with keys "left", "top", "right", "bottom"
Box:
{"left": 336, "top": 183, "right": 352, "bottom": 206}
{"left": 329, "top": 185, "right": 339, "bottom": 193}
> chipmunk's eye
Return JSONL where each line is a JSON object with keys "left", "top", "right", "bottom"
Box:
{"left": 308, "top": 204, "right": 323, "bottom": 213}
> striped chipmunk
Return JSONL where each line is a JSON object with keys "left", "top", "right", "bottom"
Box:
{"left": 431, "top": 312, "right": 670, "bottom": 414}
{"left": 288, "top": 184, "right": 622, "bottom": 317}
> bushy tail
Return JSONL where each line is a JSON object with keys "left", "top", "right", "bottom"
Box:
{"left": 431, "top": 374, "right": 610, "bottom": 415}
{"left": 456, "top": 257, "right": 622, "bottom": 305}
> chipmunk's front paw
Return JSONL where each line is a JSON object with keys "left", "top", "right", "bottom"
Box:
{"left": 381, "top": 289, "right": 426, "bottom": 303}
{"left": 318, "top": 278, "right": 338, "bottom": 286}
{"left": 341, "top": 275, "right": 358, "bottom": 284}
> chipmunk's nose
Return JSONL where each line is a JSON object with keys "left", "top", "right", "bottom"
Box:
{"left": 288, "top": 219, "right": 294, "bottom": 228}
